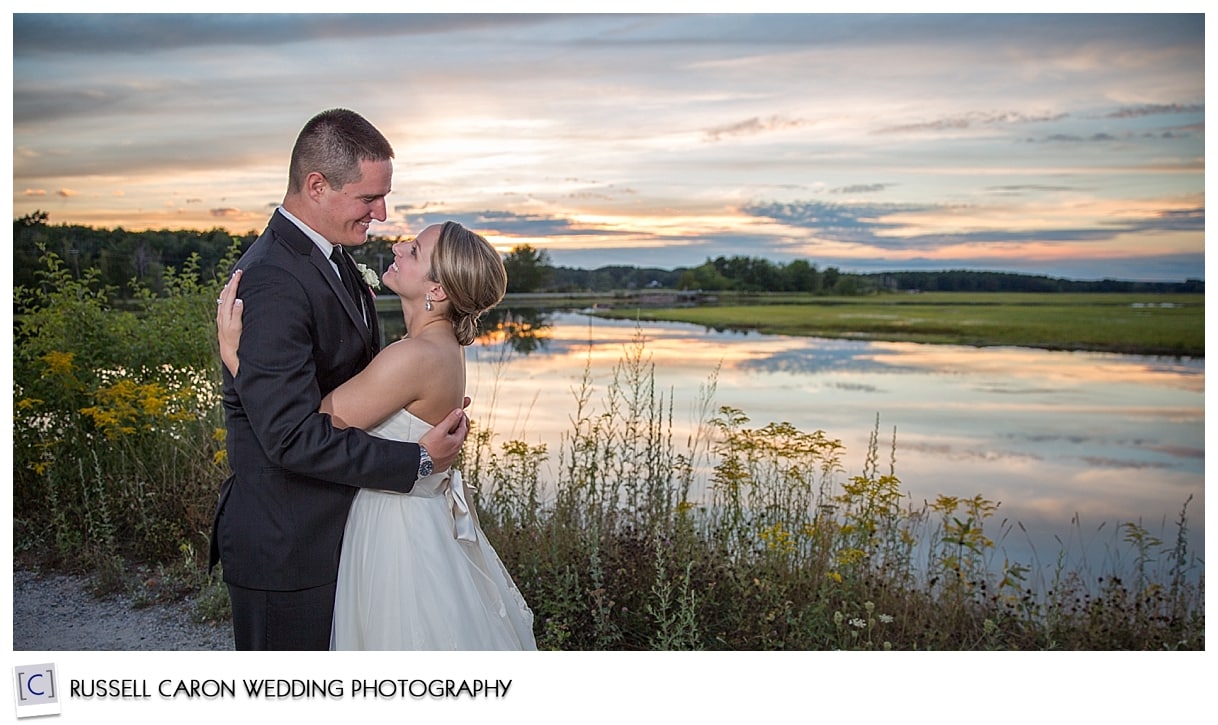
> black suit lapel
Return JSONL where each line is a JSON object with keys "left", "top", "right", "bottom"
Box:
{"left": 270, "top": 212, "right": 376, "bottom": 355}
{"left": 311, "top": 251, "right": 376, "bottom": 354}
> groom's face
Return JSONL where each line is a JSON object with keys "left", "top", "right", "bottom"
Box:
{"left": 316, "top": 158, "right": 392, "bottom": 246}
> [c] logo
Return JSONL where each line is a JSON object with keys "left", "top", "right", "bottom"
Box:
{"left": 13, "top": 663, "right": 61, "bottom": 718}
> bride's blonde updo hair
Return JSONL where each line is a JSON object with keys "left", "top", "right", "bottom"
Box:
{"left": 428, "top": 221, "right": 508, "bottom": 346}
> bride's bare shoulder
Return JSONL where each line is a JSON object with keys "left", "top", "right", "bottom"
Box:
{"left": 375, "top": 335, "right": 459, "bottom": 371}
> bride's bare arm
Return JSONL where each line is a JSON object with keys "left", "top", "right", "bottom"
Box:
{"left": 318, "top": 343, "right": 425, "bottom": 430}
{"left": 216, "top": 268, "right": 418, "bottom": 426}
{"left": 324, "top": 340, "right": 470, "bottom": 473}
{"left": 215, "top": 269, "right": 469, "bottom": 470}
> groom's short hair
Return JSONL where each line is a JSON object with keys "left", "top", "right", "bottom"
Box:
{"left": 287, "top": 108, "right": 394, "bottom": 194}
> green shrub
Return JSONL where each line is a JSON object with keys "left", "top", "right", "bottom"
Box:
{"left": 13, "top": 242, "right": 239, "bottom": 578}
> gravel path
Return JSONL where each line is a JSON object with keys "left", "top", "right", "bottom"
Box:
{"left": 12, "top": 569, "right": 234, "bottom": 651}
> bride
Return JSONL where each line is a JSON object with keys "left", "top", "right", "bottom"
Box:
{"left": 217, "top": 221, "right": 536, "bottom": 650}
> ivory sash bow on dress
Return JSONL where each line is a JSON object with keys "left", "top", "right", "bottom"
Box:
{"left": 446, "top": 471, "right": 478, "bottom": 543}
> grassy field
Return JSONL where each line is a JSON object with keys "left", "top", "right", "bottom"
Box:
{"left": 590, "top": 292, "right": 1204, "bottom": 357}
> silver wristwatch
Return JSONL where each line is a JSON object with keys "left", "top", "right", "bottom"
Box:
{"left": 418, "top": 445, "right": 434, "bottom": 478}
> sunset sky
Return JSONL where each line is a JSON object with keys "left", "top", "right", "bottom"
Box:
{"left": 10, "top": 12, "right": 1207, "bottom": 280}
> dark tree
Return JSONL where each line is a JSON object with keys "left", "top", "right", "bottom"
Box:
{"left": 503, "top": 244, "right": 554, "bottom": 293}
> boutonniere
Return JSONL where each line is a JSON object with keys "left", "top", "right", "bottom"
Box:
{"left": 356, "top": 263, "right": 381, "bottom": 291}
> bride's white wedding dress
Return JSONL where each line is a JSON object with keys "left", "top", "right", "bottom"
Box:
{"left": 330, "top": 409, "right": 537, "bottom": 650}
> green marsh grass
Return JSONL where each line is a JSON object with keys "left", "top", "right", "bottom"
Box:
{"left": 593, "top": 292, "right": 1204, "bottom": 357}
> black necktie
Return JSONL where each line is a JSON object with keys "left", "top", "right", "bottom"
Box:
{"left": 331, "top": 246, "right": 367, "bottom": 326}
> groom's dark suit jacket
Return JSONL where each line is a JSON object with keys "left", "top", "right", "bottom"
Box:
{"left": 209, "top": 210, "right": 420, "bottom": 591}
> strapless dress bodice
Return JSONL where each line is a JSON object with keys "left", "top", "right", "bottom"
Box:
{"left": 367, "top": 409, "right": 448, "bottom": 498}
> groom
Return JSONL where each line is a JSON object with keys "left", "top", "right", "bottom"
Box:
{"left": 209, "top": 109, "right": 468, "bottom": 650}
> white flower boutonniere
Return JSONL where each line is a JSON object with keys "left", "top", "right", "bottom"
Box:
{"left": 356, "top": 263, "right": 381, "bottom": 291}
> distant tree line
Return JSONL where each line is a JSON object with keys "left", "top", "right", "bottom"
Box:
{"left": 13, "top": 211, "right": 254, "bottom": 299}
{"left": 491, "top": 251, "right": 1204, "bottom": 295}
{"left": 541, "top": 255, "right": 849, "bottom": 293}
{"left": 13, "top": 213, "right": 1203, "bottom": 301}
{"left": 871, "top": 270, "right": 1204, "bottom": 294}
{"left": 13, "top": 211, "right": 407, "bottom": 301}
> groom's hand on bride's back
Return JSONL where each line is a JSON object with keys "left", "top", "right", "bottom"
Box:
{"left": 419, "top": 406, "right": 470, "bottom": 473}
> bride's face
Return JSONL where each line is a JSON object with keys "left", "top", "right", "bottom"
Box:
{"left": 384, "top": 224, "right": 441, "bottom": 299}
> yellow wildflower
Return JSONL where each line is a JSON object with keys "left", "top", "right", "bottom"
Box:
{"left": 41, "top": 350, "right": 76, "bottom": 376}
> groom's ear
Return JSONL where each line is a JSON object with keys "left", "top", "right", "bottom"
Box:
{"left": 306, "top": 171, "right": 328, "bottom": 201}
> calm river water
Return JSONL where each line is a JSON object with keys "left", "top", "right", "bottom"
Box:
{"left": 382, "top": 308, "right": 1205, "bottom": 581}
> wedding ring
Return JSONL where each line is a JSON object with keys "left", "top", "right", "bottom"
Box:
{"left": 217, "top": 298, "right": 224, "bottom": 304}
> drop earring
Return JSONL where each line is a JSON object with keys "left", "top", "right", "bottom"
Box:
{"left": 425, "top": 294, "right": 433, "bottom": 312}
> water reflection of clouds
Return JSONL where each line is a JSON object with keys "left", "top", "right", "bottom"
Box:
{"left": 1146, "top": 444, "right": 1205, "bottom": 460}
{"left": 1020, "top": 433, "right": 1095, "bottom": 445}
{"left": 829, "top": 382, "right": 881, "bottom": 393}
{"left": 528, "top": 315, "right": 918, "bottom": 380}
{"left": 1078, "top": 456, "right": 1174, "bottom": 470}
{"left": 465, "top": 313, "right": 1204, "bottom": 573}
{"left": 519, "top": 315, "right": 744, "bottom": 362}
{"left": 1065, "top": 467, "right": 1203, "bottom": 509}
{"left": 1007, "top": 430, "right": 1203, "bottom": 470}
{"left": 1003, "top": 431, "right": 1203, "bottom": 465}
{"left": 972, "top": 383, "right": 1066, "bottom": 395}
{"left": 734, "top": 343, "right": 920, "bottom": 377}
{"left": 865, "top": 342, "right": 1206, "bottom": 392}
{"left": 901, "top": 440, "right": 1045, "bottom": 463}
